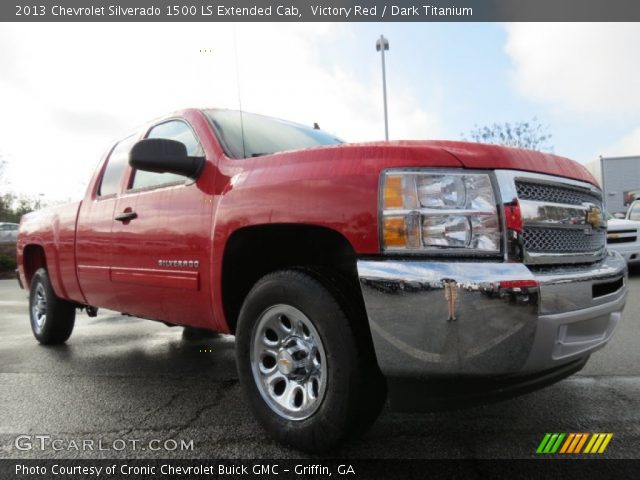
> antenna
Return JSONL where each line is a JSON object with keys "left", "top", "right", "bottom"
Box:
{"left": 233, "top": 25, "right": 247, "bottom": 158}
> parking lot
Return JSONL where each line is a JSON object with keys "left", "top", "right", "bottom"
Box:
{"left": 0, "top": 269, "right": 638, "bottom": 460}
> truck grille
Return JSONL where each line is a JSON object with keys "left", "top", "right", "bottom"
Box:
{"left": 523, "top": 227, "right": 606, "bottom": 253}
{"left": 511, "top": 178, "right": 606, "bottom": 264}
{"left": 516, "top": 181, "right": 601, "bottom": 205}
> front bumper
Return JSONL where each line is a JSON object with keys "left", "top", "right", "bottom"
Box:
{"left": 357, "top": 251, "right": 627, "bottom": 379}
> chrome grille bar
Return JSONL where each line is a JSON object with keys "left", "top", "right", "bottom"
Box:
{"left": 516, "top": 180, "right": 601, "bottom": 205}
{"left": 494, "top": 170, "right": 607, "bottom": 265}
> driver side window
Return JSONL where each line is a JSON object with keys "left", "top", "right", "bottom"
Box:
{"left": 130, "top": 120, "right": 203, "bottom": 191}
{"left": 99, "top": 135, "right": 136, "bottom": 197}
{"left": 630, "top": 203, "right": 640, "bottom": 221}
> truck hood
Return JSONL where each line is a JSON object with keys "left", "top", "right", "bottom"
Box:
{"left": 304, "top": 140, "right": 597, "bottom": 187}
{"left": 433, "top": 141, "right": 597, "bottom": 186}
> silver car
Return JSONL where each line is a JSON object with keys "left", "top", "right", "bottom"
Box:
{"left": 0, "top": 222, "right": 19, "bottom": 244}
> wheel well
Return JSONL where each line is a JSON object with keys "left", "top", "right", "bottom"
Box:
{"left": 23, "top": 244, "right": 47, "bottom": 287}
{"left": 221, "top": 224, "right": 363, "bottom": 334}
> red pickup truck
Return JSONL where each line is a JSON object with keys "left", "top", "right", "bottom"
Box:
{"left": 17, "top": 108, "right": 627, "bottom": 451}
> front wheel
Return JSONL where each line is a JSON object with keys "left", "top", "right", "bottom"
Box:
{"left": 235, "top": 269, "right": 386, "bottom": 452}
{"left": 29, "top": 268, "right": 76, "bottom": 345}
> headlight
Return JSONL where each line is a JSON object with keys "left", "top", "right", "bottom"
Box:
{"left": 381, "top": 170, "right": 501, "bottom": 252}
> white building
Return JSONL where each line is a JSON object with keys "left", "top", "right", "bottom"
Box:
{"left": 586, "top": 155, "right": 640, "bottom": 214}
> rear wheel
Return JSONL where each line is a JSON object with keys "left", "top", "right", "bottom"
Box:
{"left": 29, "top": 268, "right": 76, "bottom": 345}
{"left": 235, "top": 269, "right": 386, "bottom": 452}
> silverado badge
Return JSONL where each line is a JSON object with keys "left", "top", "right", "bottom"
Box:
{"left": 158, "top": 259, "right": 200, "bottom": 268}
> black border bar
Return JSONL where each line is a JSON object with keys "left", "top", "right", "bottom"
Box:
{"left": 2, "top": 459, "right": 640, "bottom": 480}
{"left": 4, "top": 0, "right": 640, "bottom": 22}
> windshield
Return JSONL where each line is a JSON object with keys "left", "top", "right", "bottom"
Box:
{"left": 205, "top": 109, "right": 344, "bottom": 159}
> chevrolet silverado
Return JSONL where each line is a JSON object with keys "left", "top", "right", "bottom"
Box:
{"left": 17, "top": 108, "right": 627, "bottom": 451}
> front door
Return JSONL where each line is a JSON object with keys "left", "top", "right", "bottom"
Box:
{"left": 108, "top": 119, "right": 215, "bottom": 327}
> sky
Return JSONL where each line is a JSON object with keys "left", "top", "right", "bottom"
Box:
{"left": 1, "top": 22, "right": 639, "bottom": 201}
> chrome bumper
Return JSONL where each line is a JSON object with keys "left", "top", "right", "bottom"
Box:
{"left": 357, "top": 252, "right": 627, "bottom": 378}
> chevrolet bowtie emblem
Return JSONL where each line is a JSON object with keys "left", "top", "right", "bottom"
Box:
{"left": 586, "top": 206, "right": 603, "bottom": 229}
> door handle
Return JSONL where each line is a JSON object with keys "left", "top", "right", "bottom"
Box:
{"left": 114, "top": 211, "right": 138, "bottom": 222}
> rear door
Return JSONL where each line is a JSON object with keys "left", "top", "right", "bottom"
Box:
{"left": 108, "top": 119, "right": 215, "bottom": 327}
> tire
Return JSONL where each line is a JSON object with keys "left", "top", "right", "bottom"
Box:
{"left": 235, "top": 268, "right": 386, "bottom": 452}
{"left": 29, "top": 268, "right": 76, "bottom": 345}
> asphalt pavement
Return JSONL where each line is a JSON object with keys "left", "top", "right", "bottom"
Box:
{"left": 0, "top": 269, "right": 638, "bottom": 459}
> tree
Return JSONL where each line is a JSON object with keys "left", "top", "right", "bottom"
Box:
{"left": 0, "top": 151, "right": 44, "bottom": 222}
{"left": 0, "top": 193, "right": 42, "bottom": 223}
{"left": 462, "top": 118, "right": 553, "bottom": 152}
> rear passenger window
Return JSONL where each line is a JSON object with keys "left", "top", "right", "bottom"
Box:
{"left": 99, "top": 135, "right": 136, "bottom": 197}
{"left": 130, "top": 120, "right": 203, "bottom": 191}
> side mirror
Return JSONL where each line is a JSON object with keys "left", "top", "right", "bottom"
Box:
{"left": 613, "top": 212, "right": 626, "bottom": 219}
{"left": 129, "top": 138, "right": 205, "bottom": 179}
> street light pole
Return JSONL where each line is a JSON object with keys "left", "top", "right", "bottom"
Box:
{"left": 376, "top": 34, "right": 389, "bottom": 141}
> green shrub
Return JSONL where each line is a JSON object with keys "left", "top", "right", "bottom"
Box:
{"left": 0, "top": 244, "right": 17, "bottom": 273}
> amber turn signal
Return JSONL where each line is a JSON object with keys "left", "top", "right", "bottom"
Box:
{"left": 383, "top": 217, "right": 407, "bottom": 247}
{"left": 383, "top": 175, "right": 405, "bottom": 209}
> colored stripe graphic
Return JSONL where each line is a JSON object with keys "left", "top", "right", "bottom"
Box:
{"left": 536, "top": 433, "right": 565, "bottom": 454}
{"left": 536, "top": 433, "right": 552, "bottom": 454}
{"left": 574, "top": 433, "right": 589, "bottom": 453}
{"left": 584, "top": 433, "right": 613, "bottom": 454}
{"left": 567, "top": 433, "right": 583, "bottom": 453}
{"left": 559, "top": 433, "right": 575, "bottom": 454}
{"left": 550, "top": 433, "right": 565, "bottom": 453}
{"left": 537, "top": 433, "right": 613, "bottom": 454}
{"left": 584, "top": 434, "right": 599, "bottom": 453}
{"left": 598, "top": 434, "right": 613, "bottom": 453}
{"left": 543, "top": 433, "right": 559, "bottom": 453}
